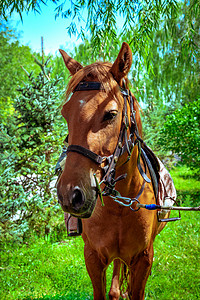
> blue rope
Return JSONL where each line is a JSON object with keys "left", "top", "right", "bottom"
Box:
{"left": 144, "top": 204, "right": 161, "bottom": 210}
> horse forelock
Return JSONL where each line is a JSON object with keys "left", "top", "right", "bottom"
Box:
{"left": 65, "top": 62, "right": 122, "bottom": 102}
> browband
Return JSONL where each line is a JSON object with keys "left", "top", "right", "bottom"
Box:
{"left": 74, "top": 81, "right": 103, "bottom": 92}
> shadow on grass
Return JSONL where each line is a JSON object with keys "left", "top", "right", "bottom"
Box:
{"left": 22, "top": 291, "right": 93, "bottom": 300}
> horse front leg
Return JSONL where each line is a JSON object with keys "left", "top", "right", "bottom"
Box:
{"left": 84, "top": 243, "right": 107, "bottom": 300}
{"left": 129, "top": 243, "right": 154, "bottom": 300}
{"left": 109, "top": 259, "right": 121, "bottom": 300}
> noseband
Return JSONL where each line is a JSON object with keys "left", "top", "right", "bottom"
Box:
{"left": 56, "top": 81, "right": 153, "bottom": 210}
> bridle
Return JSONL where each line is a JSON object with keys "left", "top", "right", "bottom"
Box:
{"left": 58, "top": 81, "right": 152, "bottom": 211}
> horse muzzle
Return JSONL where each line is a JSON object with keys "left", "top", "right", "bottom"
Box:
{"left": 57, "top": 180, "right": 97, "bottom": 218}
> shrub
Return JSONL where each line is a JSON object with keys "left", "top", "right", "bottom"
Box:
{"left": 158, "top": 99, "right": 200, "bottom": 171}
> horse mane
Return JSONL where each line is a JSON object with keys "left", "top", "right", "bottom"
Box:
{"left": 65, "top": 61, "right": 142, "bottom": 136}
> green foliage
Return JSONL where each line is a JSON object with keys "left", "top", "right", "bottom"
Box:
{"left": 158, "top": 100, "right": 200, "bottom": 170}
{"left": 0, "top": 21, "right": 41, "bottom": 124}
{"left": 147, "top": 209, "right": 200, "bottom": 300}
{"left": 0, "top": 0, "right": 56, "bottom": 20}
{"left": 2, "top": 1, "right": 199, "bottom": 64}
{"left": 56, "top": 0, "right": 180, "bottom": 60}
{"left": 54, "top": 0, "right": 199, "bottom": 65}
{"left": 128, "top": 2, "right": 200, "bottom": 155}
{"left": 134, "top": 0, "right": 200, "bottom": 106}
{"left": 0, "top": 54, "right": 66, "bottom": 243}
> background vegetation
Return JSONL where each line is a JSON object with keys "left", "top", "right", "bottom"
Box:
{"left": 0, "top": 0, "right": 199, "bottom": 299}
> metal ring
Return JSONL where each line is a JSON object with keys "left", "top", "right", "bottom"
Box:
{"left": 130, "top": 199, "right": 140, "bottom": 211}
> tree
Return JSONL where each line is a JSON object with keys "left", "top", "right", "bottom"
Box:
{"left": 1, "top": 1, "right": 199, "bottom": 63}
{"left": 0, "top": 21, "right": 41, "bottom": 125}
{"left": 158, "top": 99, "right": 200, "bottom": 171}
{"left": 130, "top": 2, "right": 200, "bottom": 151}
{"left": 0, "top": 54, "right": 66, "bottom": 243}
{"left": 0, "top": 0, "right": 56, "bottom": 20}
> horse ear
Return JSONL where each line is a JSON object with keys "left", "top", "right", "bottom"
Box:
{"left": 110, "top": 42, "right": 132, "bottom": 85}
{"left": 59, "top": 49, "right": 83, "bottom": 75}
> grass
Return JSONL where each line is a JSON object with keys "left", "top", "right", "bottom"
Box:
{"left": 0, "top": 166, "right": 199, "bottom": 299}
{"left": 147, "top": 211, "right": 200, "bottom": 299}
{"left": 170, "top": 165, "right": 200, "bottom": 193}
{"left": 0, "top": 237, "right": 92, "bottom": 300}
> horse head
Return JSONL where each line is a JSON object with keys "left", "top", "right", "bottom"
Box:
{"left": 57, "top": 43, "right": 141, "bottom": 218}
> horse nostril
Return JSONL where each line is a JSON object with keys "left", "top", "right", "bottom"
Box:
{"left": 72, "top": 186, "right": 85, "bottom": 210}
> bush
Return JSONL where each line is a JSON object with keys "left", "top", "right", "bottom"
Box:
{"left": 158, "top": 99, "right": 200, "bottom": 171}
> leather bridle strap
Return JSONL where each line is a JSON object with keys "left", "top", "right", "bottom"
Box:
{"left": 74, "top": 81, "right": 103, "bottom": 91}
{"left": 67, "top": 145, "right": 105, "bottom": 165}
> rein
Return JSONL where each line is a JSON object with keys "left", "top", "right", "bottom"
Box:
{"left": 63, "top": 81, "right": 151, "bottom": 210}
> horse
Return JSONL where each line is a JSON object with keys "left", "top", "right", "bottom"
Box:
{"left": 57, "top": 42, "right": 169, "bottom": 299}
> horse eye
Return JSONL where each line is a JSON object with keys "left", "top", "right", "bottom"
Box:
{"left": 102, "top": 110, "right": 118, "bottom": 122}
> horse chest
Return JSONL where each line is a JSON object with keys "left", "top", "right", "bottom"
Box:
{"left": 83, "top": 207, "right": 155, "bottom": 264}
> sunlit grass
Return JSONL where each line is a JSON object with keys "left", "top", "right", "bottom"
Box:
{"left": 0, "top": 238, "right": 92, "bottom": 300}
{"left": 146, "top": 211, "right": 200, "bottom": 300}
{"left": 0, "top": 166, "right": 199, "bottom": 299}
{"left": 1, "top": 211, "right": 199, "bottom": 300}
{"left": 170, "top": 165, "right": 200, "bottom": 192}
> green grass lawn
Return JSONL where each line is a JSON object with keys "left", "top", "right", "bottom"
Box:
{"left": 170, "top": 165, "right": 200, "bottom": 194}
{"left": 0, "top": 166, "right": 199, "bottom": 300}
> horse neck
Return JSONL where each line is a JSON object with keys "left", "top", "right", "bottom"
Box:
{"left": 115, "top": 145, "right": 143, "bottom": 198}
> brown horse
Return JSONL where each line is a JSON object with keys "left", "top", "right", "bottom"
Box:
{"left": 57, "top": 42, "right": 168, "bottom": 299}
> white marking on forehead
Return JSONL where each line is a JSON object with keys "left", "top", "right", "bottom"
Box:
{"left": 79, "top": 99, "right": 86, "bottom": 107}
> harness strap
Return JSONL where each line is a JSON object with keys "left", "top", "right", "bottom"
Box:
{"left": 101, "top": 124, "right": 127, "bottom": 195}
{"left": 67, "top": 145, "right": 105, "bottom": 165}
{"left": 137, "top": 142, "right": 151, "bottom": 183}
{"left": 141, "top": 148, "right": 158, "bottom": 199}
